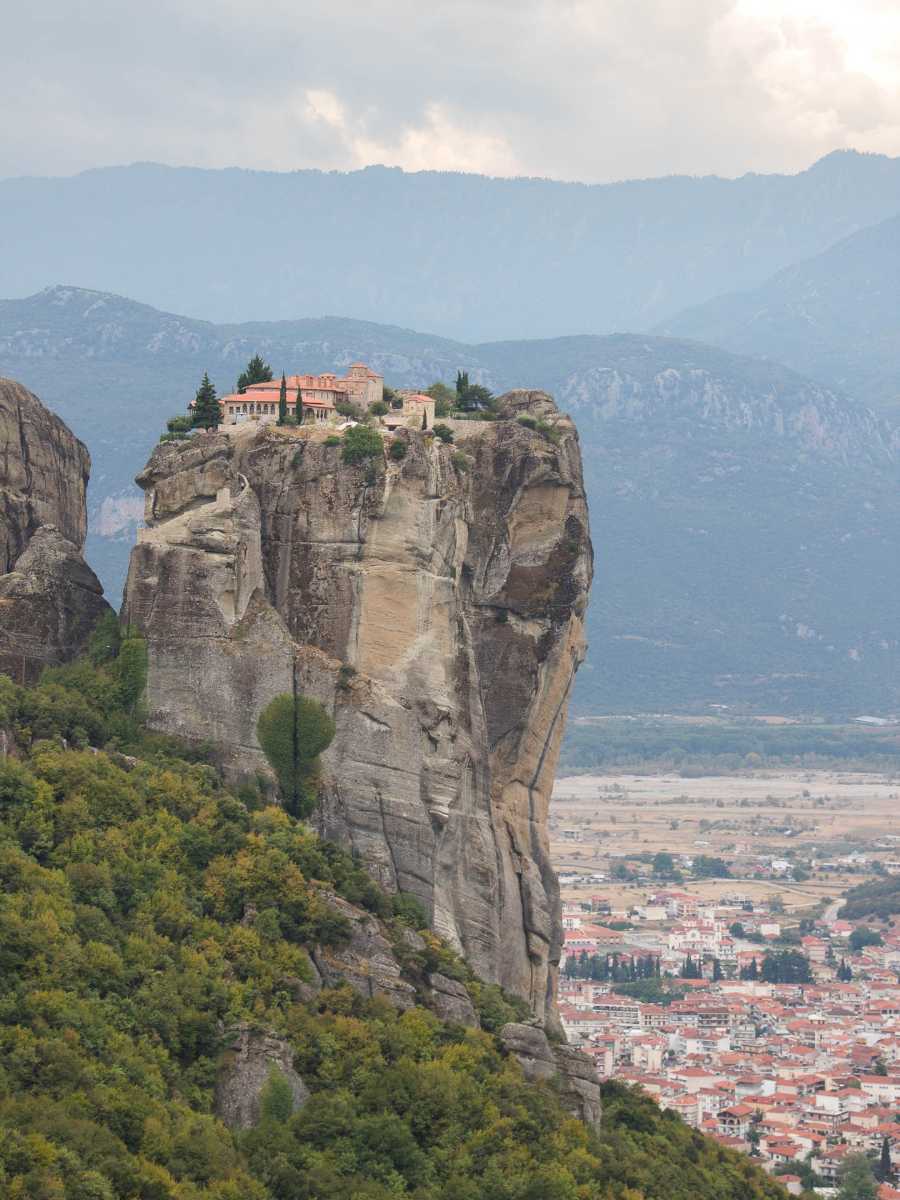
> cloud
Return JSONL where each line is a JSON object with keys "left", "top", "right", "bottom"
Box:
{"left": 1, "top": 0, "right": 899, "bottom": 181}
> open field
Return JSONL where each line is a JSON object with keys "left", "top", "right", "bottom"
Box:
{"left": 549, "top": 768, "right": 900, "bottom": 911}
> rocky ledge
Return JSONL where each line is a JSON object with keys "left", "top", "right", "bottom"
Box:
{"left": 122, "top": 391, "right": 592, "bottom": 1021}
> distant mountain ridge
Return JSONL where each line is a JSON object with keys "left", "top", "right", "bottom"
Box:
{"left": 3, "top": 150, "right": 900, "bottom": 340}
{"left": 2, "top": 284, "right": 898, "bottom": 717}
{"left": 659, "top": 211, "right": 900, "bottom": 415}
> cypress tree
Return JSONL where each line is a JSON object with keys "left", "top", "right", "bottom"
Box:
{"left": 191, "top": 372, "right": 221, "bottom": 429}
{"left": 277, "top": 373, "right": 288, "bottom": 425}
{"left": 295, "top": 383, "right": 303, "bottom": 425}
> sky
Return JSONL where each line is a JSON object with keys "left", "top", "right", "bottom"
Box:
{"left": 3, "top": 0, "right": 900, "bottom": 183}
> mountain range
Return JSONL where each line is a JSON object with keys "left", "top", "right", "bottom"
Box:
{"left": 3, "top": 150, "right": 900, "bottom": 341}
{"left": 2, "top": 284, "right": 898, "bottom": 718}
{"left": 660, "top": 211, "right": 900, "bottom": 416}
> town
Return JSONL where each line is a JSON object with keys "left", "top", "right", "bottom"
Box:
{"left": 553, "top": 769, "right": 900, "bottom": 1196}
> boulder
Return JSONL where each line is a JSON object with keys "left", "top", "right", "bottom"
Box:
{"left": 500, "top": 1022, "right": 602, "bottom": 1126}
{"left": 215, "top": 1026, "right": 309, "bottom": 1130}
{"left": 428, "top": 972, "right": 479, "bottom": 1027}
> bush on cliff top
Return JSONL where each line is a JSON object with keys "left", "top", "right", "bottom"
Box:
{"left": 341, "top": 424, "right": 383, "bottom": 465}
{"left": 0, "top": 651, "right": 788, "bottom": 1200}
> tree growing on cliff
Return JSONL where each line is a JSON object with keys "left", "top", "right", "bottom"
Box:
{"left": 191, "top": 372, "right": 221, "bottom": 429}
{"left": 256, "top": 693, "right": 335, "bottom": 818}
{"left": 341, "top": 424, "right": 383, "bottom": 465}
{"left": 236, "top": 354, "right": 273, "bottom": 394}
{"left": 277, "top": 374, "right": 288, "bottom": 425}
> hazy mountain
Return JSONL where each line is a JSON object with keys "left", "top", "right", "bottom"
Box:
{"left": 659, "top": 212, "right": 900, "bottom": 415}
{"left": 2, "top": 285, "right": 898, "bottom": 717}
{"left": 3, "top": 150, "right": 900, "bottom": 340}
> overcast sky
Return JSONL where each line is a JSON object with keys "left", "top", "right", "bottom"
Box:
{"left": 3, "top": 0, "right": 900, "bottom": 183}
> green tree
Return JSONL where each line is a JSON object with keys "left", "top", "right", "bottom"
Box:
{"left": 256, "top": 693, "right": 335, "bottom": 818}
{"left": 876, "top": 1137, "right": 893, "bottom": 1182}
{"left": 848, "top": 926, "right": 883, "bottom": 954}
{"left": 259, "top": 1065, "right": 295, "bottom": 1123}
{"left": 191, "top": 372, "right": 221, "bottom": 429}
{"left": 837, "top": 1153, "right": 878, "bottom": 1200}
{"left": 342, "top": 425, "right": 383, "bottom": 465}
{"left": 432, "top": 423, "right": 454, "bottom": 444}
{"left": 456, "top": 383, "right": 495, "bottom": 413}
{"left": 653, "top": 851, "right": 674, "bottom": 876}
{"left": 294, "top": 383, "right": 304, "bottom": 424}
{"left": 426, "top": 382, "right": 455, "bottom": 417}
{"left": 760, "top": 949, "right": 812, "bottom": 984}
{"left": 712, "top": 957, "right": 723, "bottom": 981}
{"left": 729, "top": 921, "right": 745, "bottom": 938}
{"left": 236, "top": 354, "right": 273, "bottom": 393}
{"left": 277, "top": 374, "right": 288, "bottom": 425}
{"left": 114, "top": 630, "right": 148, "bottom": 716}
{"left": 455, "top": 370, "right": 469, "bottom": 397}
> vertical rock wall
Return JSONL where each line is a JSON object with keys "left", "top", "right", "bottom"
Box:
{"left": 0, "top": 378, "right": 110, "bottom": 680}
{"left": 122, "top": 392, "right": 592, "bottom": 1019}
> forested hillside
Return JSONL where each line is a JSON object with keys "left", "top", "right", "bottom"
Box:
{"left": 0, "top": 635, "right": 788, "bottom": 1200}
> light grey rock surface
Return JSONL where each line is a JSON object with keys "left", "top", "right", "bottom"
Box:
{"left": 499, "top": 1022, "right": 602, "bottom": 1126}
{"left": 0, "top": 379, "right": 111, "bottom": 680}
{"left": 215, "top": 1026, "right": 310, "bottom": 1130}
{"left": 428, "top": 972, "right": 479, "bottom": 1027}
{"left": 310, "top": 893, "right": 418, "bottom": 1010}
{"left": 122, "top": 391, "right": 592, "bottom": 1019}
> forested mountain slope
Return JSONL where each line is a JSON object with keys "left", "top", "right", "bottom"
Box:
{"left": 0, "top": 641, "right": 788, "bottom": 1200}
{"left": 659, "top": 211, "right": 900, "bottom": 416}
{"left": 2, "top": 150, "right": 900, "bottom": 339}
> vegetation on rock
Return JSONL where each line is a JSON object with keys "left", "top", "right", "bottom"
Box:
{"left": 256, "top": 693, "right": 336, "bottom": 819}
{"left": 191, "top": 372, "right": 221, "bottom": 430}
{"left": 341, "top": 424, "right": 383, "bottom": 465}
{"left": 237, "top": 354, "right": 274, "bottom": 394}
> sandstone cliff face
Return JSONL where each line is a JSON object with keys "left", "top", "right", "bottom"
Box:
{"left": 0, "top": 378, "right": 110, "bottom": 680}
{"left": 122, "top": 392, "right": 592, "bottom": 1020}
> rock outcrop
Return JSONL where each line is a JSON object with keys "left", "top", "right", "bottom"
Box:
{"left": 0, "top": 379, "right": 111, "bottom": 680}
{"left": 310, "top": 893, "right": 418, "bottom": 1010}
{"left": 122, "top": 392, "right": 592, "bottom": 1020}
{"left": 215, "top": 1026, "right": 310, "bottom": 1130}
{"left": 499, "top": 1023, "right": 602, "bottom": 1127}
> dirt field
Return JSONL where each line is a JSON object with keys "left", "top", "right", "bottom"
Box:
{"left": 549, "top": 769, "right": 899, "bottom": 911}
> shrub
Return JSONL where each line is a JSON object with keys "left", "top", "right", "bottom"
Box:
{"left": 517, "top": 415, "right": 537, "bottom": 430}
{"left": 342, "top": 425, "right": 384, "bottom": 465}
{"left": 451, "top": 451, "right": 469, "bottom": 472}
{"left": 432, "top": 423, "right": 454, "bottom": 444}
{"left": 391, "top": 892, "right": 429, "bottom": 930}
{"left": 337, "top": 664, "right": 357, "bottom": 690}
{"left": 426, "top": 382, "right": 455, "bottom": 417}
{"left": 335, "top": 400, "right": 365, "bottom": 420}
{"left": 256, "top": 693, "right": 336, "bottom": 819}
{"left": 324, "top": 434, "right": 341, "bottom": 447}
{"left": 368, "top": 400, "right": 389, "bottom": 417}
{"left": 166, "top": 414, "right": 193, "bottom": 433}
{"left": 388, "top": 440, "right": 408, "bottom": 461}
{"left": 159, "top": 431, "right": 189, "bottom": 443}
